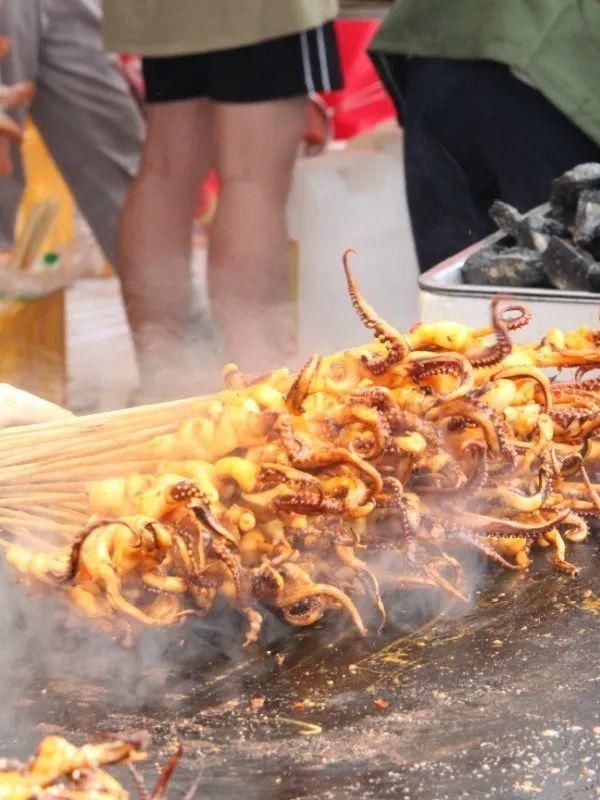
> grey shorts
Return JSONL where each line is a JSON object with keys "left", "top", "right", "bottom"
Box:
{"left": 0, "top": 0, "right": 143, "bottom": 265}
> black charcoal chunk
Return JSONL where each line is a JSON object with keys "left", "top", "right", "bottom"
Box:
{"left": 550, "top": 163, "right": 600, "bottom": 224}
{"left": 462, "top": 246, "right": 545, "bottom": 287}
{"left": 542, "top": 236, "right": 596, "bottom": 291}
{"left": 516, "top": 213, "right": 568, "bottom": 251}
{"left": 573, "top": 190, "right": 600, "bottom": 246}
{"left": 488, "top": 200, "right": 566, "bottom": 251}
{"left": 489, "top": 200, "right": 521, "bottom": 237}
{"left": 587, "top": 263, "right": 600, "bottom": 293}
{"left": 583, "top": 231, "right": 600, "bottom": 261}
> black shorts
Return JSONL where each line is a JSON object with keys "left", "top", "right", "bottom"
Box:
{"left": 142, "top": 22, "right": 343, "bottom": 104}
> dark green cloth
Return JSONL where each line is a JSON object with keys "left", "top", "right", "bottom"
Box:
{"left": 371, "top": 1, "right": 600, "bottom": 146}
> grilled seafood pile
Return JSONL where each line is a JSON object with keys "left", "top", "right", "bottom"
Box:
{"left": 2, "top": 251, "right": 600, "bottom": 643}
{"left": 0, "top": 733, "right": 194, "bottom": 800}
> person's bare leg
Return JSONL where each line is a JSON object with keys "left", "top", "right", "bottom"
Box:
{"left": 117, "top": 99, "right": 212, "bottom": 396}
{"left": 209, "top": 97, "right": 306, "bottom": 373}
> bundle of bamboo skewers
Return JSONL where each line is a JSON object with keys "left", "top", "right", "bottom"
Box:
{"left": 0, "top": 394, "right": 212, "bottom": 549}
{"left": 6, "top": 198, "right": 60, "bottom": 273}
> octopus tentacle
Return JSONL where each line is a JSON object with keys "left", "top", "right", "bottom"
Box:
{"left": 63, "top": 516, "right": 127, "bottom": 583}
{"left": 353, "top": 388, "right": 445, "bottom": 448}
{"left": 491, "top": 365, "right": 552, "bottom": 412}
{"left": 286, "top": 354, "right": 321, "bottom": 414}
{"left": 205, "top": 534, "right": 244, "bottom": 599}
{"left": 579, "top": 463, "right": 600, "bottom": 510}
{"left": 242, "top": 607, "right": 264, "bottom": 646}
{"left": 450, "top": 508, "right": 570, "bottom": 540}
{"left": 561, "top": 511, "right": 589, "bottom": 543}
{"left": 222, "top": 363, "right": 275, "bottom": 389}
{"left": 422, "top": 553, "right": 469, "bottom": 603}
{"left": 408, "top": 351, "right": 475, "bottom": 401}
{"left": 467, "top": 296, "right": 514, "bottom": 368}
{"left": 486, "top": 464, "right": 553, "bottom": 513}
{"left": 275, "top": 413, "right": 383, "bottom": 495}
{"left": 446, "top": 526, "right": 522, "bottom": 571}
{"left": 343, "top": 248, "right": 409, "bottom": 374}
{"left": 278, "top": 582, "right": 367, "bottom": 636}
{"left": 369, "top": 494, "right": 418, "bottom": 551}
{"left": 191, "top": 501, "right": 237, "bottom": 545}
{"left": 273, "top": 490, "right": 344, "bottom": 516}
{"left": 335, "top": 544, "right": 386, "bottom": 632}
{"left": 427, "top": 394, "right": 512, "bottom": 462}
{"left": 498, "top": 303, "right": 532, "bottom": 332}
{"left": 344, "top": 401, "right": 392, "bottom": 457}
{"left": 573, "top": 365, "right": 600, "bottom": 385}
{"left": 256, "top": 462, "right": 321, "bottom": 492}
{"left": 375, "top": 476, "right": 404, "bottom": 507}
{"left": 459, "top": 442, "right": 489, "bottom": 496}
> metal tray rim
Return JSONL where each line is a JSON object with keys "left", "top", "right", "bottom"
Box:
{"left": 418, "top": 203, "right": 600, "bottom": 304}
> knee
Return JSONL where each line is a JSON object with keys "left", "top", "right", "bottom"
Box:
{"left": 218, "top": 158, "right": 295, "bottom": 203}
{"left": 138, "top": 140, "right": 196, "bottom": 183}
{"left": 138, "top": 124, "right": 208, "bottom": 185}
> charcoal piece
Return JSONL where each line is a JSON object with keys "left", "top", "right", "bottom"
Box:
{"left": 488, "top": 200, "right": 566, "bottom": 251}
{"left": 573, "top": 190, "right": 600, "bottom": 246}
{"left": 516, "top": 214, "right": 568, "bottom": 252}
{"left": 542, "top": 236, "right": 596, "bottom": 291}
{"left": 587, "top": 262, "right": 600, "bottom": 292}
{"left": 550, "top": 163, "right": 600, "bottom": 224}
{"left": 489, "top": 200, "right": 521, "bottom": 237}
{"left": 462, "top": 246, "right": 545, "bottom": 287}
{"left": 583, "top": 231, "right": 600, "bottom": 261}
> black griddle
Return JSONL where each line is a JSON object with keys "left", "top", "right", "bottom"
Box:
{"left": 1, "top": 539, "right": 599, "bottom": 800}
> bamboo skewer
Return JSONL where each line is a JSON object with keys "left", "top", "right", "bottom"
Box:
{"left": 0, "top": 513, "right": 79, "bottom": 535}
{"left": 0, "top": 494, "right": 87, "bottom": 506}
{"left": 0, "top": 530, "right": 62, "bottom": 552}
{"left": 0, "top": 394, "right": 206, "bottom": 444}
{"left": 2, "top": 501, "right": 87, "bottom": 519}
{"left": 0, "top": 482, "right": 87, "bottom": 495}
{"left": 0, "top": 393, "right": 228, "bottom": 553}
{"left": 6, "top": 199, "right": 59, "bottom": 271}
{"left": 0, "top": 459, "right": 169, "bottom": 485}
{"left": 21, "top": 201, "right": 59, "bottom": 271}
{"left": 0, "top": 414, "right": 183, "bottom": 458}
{"left": 1, "top": 440, "right": 175, "bottom": 476}
{"left": 0, "top": 420, "right": 181, "bottom": 470}
{"left": 25, "top": 505, "right": 88, "bottom": 524}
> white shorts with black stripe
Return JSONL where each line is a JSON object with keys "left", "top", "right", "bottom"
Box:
{"left": 143, "top": 21, "right": 344, "bottom": 104}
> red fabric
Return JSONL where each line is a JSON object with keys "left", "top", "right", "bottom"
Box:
{"left": 320, "top": 19, "right": 395, "bottom": 140}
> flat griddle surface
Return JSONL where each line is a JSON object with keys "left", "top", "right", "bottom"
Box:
{"left": 1, "top": 541, "right": 599, "bottom": 800}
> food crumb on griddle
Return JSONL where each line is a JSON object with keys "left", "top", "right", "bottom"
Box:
{"left": 514, "top": 779, "right": 542, "bottom": 794}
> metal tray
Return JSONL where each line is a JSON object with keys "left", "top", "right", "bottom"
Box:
{"left": 418, "top": 205, "right": 600, "bottom": 337}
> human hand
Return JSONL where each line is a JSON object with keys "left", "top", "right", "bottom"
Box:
{"left": 0, "top": 34, "right": 35, "bottom": 177}
{"left": 0, "top": 383, "right": 73, "bottom": 428}
{"left": 0, "top": 109, "right": 22, "bottom": 176}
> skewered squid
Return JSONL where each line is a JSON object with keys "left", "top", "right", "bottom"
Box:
{"left": 2, "top": 250, "right": 600, "bottom": 645}
{"left": 0, "top": 733, "right": 196, "bottom": 800}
